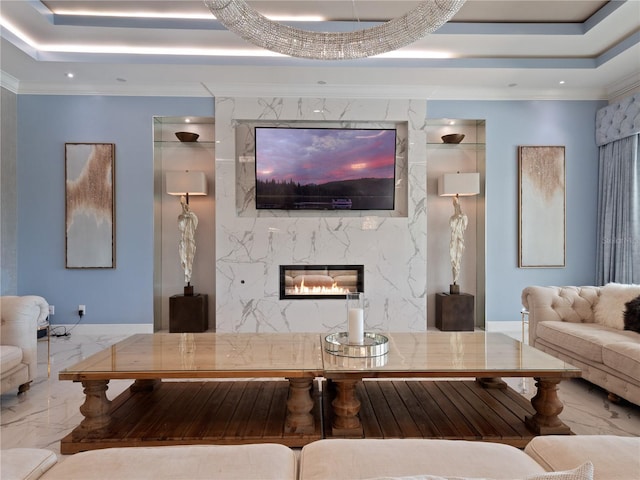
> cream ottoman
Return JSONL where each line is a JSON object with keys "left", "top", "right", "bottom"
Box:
{"left": 299, "top": 439, "right": 547, "bottom": 480}
{"left": 1, "top": 448, "right": 58, "bottom": 480}
{"left": 40, "top": 444, "right": 297, "bottom": 480}
{"left": 524, "top": 435, "right": 640, "bottom": 480}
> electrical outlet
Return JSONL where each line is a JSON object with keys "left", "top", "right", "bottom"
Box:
{"left": 48, "top": 305, "right": 55, "bottom": 315}
{"left": 79, "top": 304, "right": 86, "bottom": 316}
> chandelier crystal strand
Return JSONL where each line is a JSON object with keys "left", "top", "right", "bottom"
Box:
{"left": 204, "top": 0, "right": 466, "bottom": 60}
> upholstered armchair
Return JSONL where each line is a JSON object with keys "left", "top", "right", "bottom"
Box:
{"left": 0, "top": 295, "right": 49, "bottom": 394}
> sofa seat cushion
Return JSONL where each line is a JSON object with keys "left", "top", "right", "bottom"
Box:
{"left": 41, "top": 444, "right": 297, "bottom": 480}
{"left": 0, "top": 345, "right": 23, "bottom": 372}
{"left": 1, "top": 448, "right": 58, "bottom": 480}
{"left": 602, "top": 341, "right": 640, "bottom": 380}
{"left": 299, "top": 439, "right": 546, "bottom": 480}
{"left": 363, "top": 462, "right": 594, "bottom": 480}
{"left": 524, "top": 435, "right": 640, "bottom": 480}
{"left": 535, "top": 322, "right": 635, "bottom": 363}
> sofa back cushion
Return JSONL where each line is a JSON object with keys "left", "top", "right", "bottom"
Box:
{"left": 524, "top": 435, "right": 640, "bottom": 480}
{"left": 299, "top": 439, "right": 546, "bottom": 480}
{"left": 0, "top": 295, "right": 49, "bottom": 384}
{"left": 522, "top": 286, "right": 599, "bottom": 324}
{"left": 40, "top": 444, "right": 298, "bottom": 480}
{"left": 594, "top": 283, "right": 640, "bottom": 330}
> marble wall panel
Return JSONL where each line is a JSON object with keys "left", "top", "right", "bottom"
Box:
{"left": 215, "top": 97, "right": 427, "bottom": 333}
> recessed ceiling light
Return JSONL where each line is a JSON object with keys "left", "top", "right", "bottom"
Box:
{"left": 559, "top": 80, "right": 566, "bottom": 85}
{"left": 65, "top": 72, "right": 74, "bottom": 78}
{"left": 51, "top": 9, "right": 324, "bottom": 22}
{"left": 185, "top": 118, "right": 191, "bottom": 123}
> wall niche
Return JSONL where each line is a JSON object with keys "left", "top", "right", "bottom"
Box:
{"left": 426, "top": 119, "right": 486, "bottom": 329}
{"left": 153, "top": 116, "right": 216, "bottom": 332}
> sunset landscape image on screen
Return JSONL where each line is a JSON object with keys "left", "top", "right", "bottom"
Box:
{"left": 255, "top": 127, "right": 397, "bottom": 210}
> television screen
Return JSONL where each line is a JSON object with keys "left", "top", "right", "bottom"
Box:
{"left": 255, "top": 127, "right": 397, "bottom": 210}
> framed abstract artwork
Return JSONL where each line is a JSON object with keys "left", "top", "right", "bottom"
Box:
{"left": 65, "top": 143, "right": 115, "bottom": 268}
{"left": 518, "top": 145, "right": 565, "bottom": 268}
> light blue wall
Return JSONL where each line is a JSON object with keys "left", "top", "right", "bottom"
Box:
{"left": 428, "top": 100, "right": 606, "bottom": 321}
{"left": 17, "top": 96, "right": 214, "bottom": 325}
{"left": 16, "top": 96, "right": 603, "bottom": 325}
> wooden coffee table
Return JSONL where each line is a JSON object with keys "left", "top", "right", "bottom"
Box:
{"left": 323, "top": 332, "right": 581, "bottom": 447}
{"left": 60, "top": 331, "right": 580, "bottom": 452}
{"left": 59, "top": 333, "right": 324, "bottom": 453}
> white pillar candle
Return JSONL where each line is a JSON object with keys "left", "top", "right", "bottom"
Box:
{"left": 348, "top": 307, "right": 364, "bottom": 344}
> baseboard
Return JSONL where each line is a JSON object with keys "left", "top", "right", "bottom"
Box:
{"left": 486, "top": 321, "right": 528, "bottom": 344}
{"left": 486, "top": 321, "right": 522, "bottom": 332}
{"left": 49, "top": 323, "right": 153, "bottom": 336}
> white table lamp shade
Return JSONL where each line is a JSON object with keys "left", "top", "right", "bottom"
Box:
{"left": 166, "top": 171, "right": 207, "bottom": 196}
{"left": 438, "top": 173, "right": 480, "bottom": 197}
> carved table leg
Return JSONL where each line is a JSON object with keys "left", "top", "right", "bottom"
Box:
{"left": 331, "top": 379, "right": 363, "bottom": 436}
{"left": 284, "top": 378, "right": 315, "bottom": 434}
{"left": 75, "top": 380, "right": 112, "bottom": 439}
{"left": 525, "top": 377, "right": 571, "bottom": 435}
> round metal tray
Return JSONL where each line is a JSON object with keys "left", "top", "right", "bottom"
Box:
{"left": 324, "top": 350, "right": 388, "bottom": 368}
{"left": 324, "top": 332, "right": 389, "bottom": 357}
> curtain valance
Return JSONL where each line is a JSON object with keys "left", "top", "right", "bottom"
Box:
{"left": 595, "top": 93, "right": 640, "bottom": 146}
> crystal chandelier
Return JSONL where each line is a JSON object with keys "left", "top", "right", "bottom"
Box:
{"left": 204, "top": 0, "right": 466, "bottom": 60}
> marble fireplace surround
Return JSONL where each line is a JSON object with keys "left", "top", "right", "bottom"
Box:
{"left": 214, "top": 97, "right": 427, "bottom": 333}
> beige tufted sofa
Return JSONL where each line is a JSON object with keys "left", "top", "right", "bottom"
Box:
{"left": 3, "top": 436, "right": 640, "bottom": 480}
{"left": 0, "top": 295, "right": 49, "bottom": 394}
{"left": 522, "top": 285, "right": 640, "bottom": 405}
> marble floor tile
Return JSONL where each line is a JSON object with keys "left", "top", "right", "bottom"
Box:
{"left": 1, "top": 333, "right": 639, "bottom": 463}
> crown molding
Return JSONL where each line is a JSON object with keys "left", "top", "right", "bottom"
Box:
{"left": 5, "top": 81, "right": 213, "bottom": 97}
{"left": 7, "top": 73, "right": 636, "bottom": 102}
{"left": 204, "top": 82, "right": 609, "bottom": 101}
{"left": 605, "top": 72, "right": 640, "bottom": 104}
{"left": 0, "top": 71, "right": 20, "bottom": 94}
{"left": 5, "top": 79, "right": 613, "bottom": 100}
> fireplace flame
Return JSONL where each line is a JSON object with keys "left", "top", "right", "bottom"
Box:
{"left": 290, "top": 278, "right": 351, "bottom": 296}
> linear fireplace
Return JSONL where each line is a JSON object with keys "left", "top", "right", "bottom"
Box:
{"left": 280, "top": 265, "right": 364, "bottom": 300}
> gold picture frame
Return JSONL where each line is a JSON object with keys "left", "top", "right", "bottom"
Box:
{"left": 518, "top": 145, "right": 565, "bottom": 268}
{"left": 65, "top": 143, "right": 115, "bottom": 268}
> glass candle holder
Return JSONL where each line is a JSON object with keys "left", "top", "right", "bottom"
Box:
{"left": 346, "top": 292, "right": 364, "bottom": 344}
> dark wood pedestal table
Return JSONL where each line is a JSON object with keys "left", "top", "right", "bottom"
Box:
{"left": 323, "top": 332, "right": 581, "bottom": 447}
{"left": 58, "top": 333, "right": 324, "bottom": 453}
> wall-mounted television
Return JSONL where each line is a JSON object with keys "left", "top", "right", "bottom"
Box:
{"left": 255, "top": 126, "right": 397, "bottom": 210}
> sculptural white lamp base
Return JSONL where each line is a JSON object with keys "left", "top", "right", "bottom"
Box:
{"left": 438, "top": 172, "right": 480, "bottom": 295}
{"left": 166, "top": 170, "right": 207, "bottom": 296}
